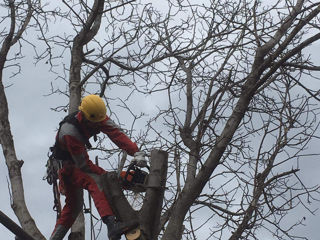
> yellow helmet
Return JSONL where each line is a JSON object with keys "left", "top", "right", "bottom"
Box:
{"left": 79, "top": 95, "right": 106, "bottom": 122}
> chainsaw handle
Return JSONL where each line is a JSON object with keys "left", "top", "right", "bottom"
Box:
{"left": 123, "top": 162, "right": 137, "bottom": 181}
{"left": 122, "top": 162, "right": 149, "bottom": 188}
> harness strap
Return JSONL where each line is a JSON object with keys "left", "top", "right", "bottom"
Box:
{"left": 58, "top": 111, "right": 92, "bottom": 149}
{"left": 52, "top": 179, "right": 62, "bottom": 219}
{"left": 51, "top": 111, "right": 94, "bottom": 161}
{"left": 47, "top": 111, "right": 98, "bottom": 219}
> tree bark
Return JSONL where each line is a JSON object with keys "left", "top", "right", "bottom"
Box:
{"left": 68, "top": 212, "right": 85, "bottom": 240}
{"left": 0, "top": 2, "right": 45, "bottom": 239}
{"left": 0, "top": 75, "right": 46, "bottom": 240}
{"left": 67, "top": 1, "right": 105, "bottom": 238}
{"left": 102, "top": 172, "right": 139, "bottom": 221}
{"left": 139, "top": 150, "right": 168, "bottom": 240}
{"left": 102, "top": 149, "right": 168, "bottom": 240}
{"left": 0, "top": 210, "right": 35, "bottom": 240}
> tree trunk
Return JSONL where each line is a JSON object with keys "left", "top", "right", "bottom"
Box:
{"left": 102, "top": 149, "right": 168, "bottom": 240}
{"left": 0, "top": 78, "right": 46, "bottom": 240}
{"left": 139, "top": 150, "right": 168, "bottom": 240}
{"left": 0, "top": 1, "right": 45, "bottom": 239}
{"left": 68, "top": 1, "right": 105, "bottom": 237}
{"left": 162, "top": 71, "right": 261, "bottom": 240}
{"left": 68, "top": 212, "right": 85, "bottom": 240}
{"left": 102, "top": 171, "right": 139, "bottom": 220}
{"left": 0, "top": 210, "right": 36, "bottom": 240}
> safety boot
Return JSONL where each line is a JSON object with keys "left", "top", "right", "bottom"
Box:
{"left": 103, "top": 215, "right": 139, "bottom": 240}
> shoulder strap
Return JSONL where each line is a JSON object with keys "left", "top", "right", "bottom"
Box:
{"left": 59, "top": 111, "right": 92, "bottom": 149}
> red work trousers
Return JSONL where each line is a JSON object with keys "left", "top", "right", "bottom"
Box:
{"left": 53, "top": 160, "right": 113, "bottom": 231}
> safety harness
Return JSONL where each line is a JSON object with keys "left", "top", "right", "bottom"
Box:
{"left": 44, "top": 111, "right": 96, "bottom": 219}
{"left": 44, "top": 112, "right": 149, "bottom": 218}
{"left": 50, "top": 111, "right": 94, "bottom": 161}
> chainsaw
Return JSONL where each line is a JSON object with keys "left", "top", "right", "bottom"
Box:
{"left": 121, "top": 162, "right": 149, "bottom": 193}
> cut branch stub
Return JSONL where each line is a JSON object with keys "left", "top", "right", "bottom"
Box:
{"left": 139, "top": 149, "right": 169, "bottom": 240}
{"left": 102, "top": 171, "right": 138, "bottom": 221}
{"left": 102, "top": 149, "right": 168, "bottom": 240}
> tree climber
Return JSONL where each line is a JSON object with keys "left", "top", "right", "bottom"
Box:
{"left": 48, "top": 94, "right": 146, "bottom": 240}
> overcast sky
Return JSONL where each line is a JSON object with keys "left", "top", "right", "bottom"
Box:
{"left": 1, "top": 1, "right": 320, "bottom": 240}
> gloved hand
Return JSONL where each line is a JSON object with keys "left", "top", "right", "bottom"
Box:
{"left": 133, "top": 151, "right": 148, "bottom": 168}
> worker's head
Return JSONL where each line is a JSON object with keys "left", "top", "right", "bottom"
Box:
{"left": 79, "top": 94, "right": 106, "bottom": 123}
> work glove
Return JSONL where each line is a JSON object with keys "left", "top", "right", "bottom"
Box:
{"left": 133, "top": 151, "right": 148, "bottom": 168}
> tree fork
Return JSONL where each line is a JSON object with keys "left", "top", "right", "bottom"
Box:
{"left": 102, "top": 149, "right": 168, "bottom": 240}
